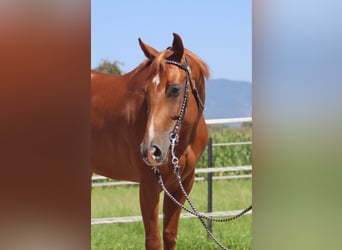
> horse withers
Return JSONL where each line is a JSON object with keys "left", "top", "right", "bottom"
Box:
{"left": 91, "top": 33, "right": 209, "bottom": 250}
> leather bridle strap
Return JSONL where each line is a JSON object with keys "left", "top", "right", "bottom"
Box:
{"left": 165, "top": 56, "right": 206, "bottom": 167}
{"left": 165, "top": 57, "right": 205, "bottom": 111}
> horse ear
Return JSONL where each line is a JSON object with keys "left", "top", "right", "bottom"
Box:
{"left": 169, "top": 33, "right": 184, "bottom": 62}
{"left": 138, "top": 38, "right": 158, "bottom": 60}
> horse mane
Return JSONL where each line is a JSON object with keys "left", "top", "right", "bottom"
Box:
{"left": 183, "top": 48, "right": 210, "bottom": 79}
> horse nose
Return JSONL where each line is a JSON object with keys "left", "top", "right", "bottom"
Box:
{"left": 140, "top": 144, "right": 163, "bottom": 166}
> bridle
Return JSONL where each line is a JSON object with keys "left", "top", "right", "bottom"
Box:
{"left": 165, "top": 56, "right": 204, "bottom": 143}
{"left": 164, "top": 56, "right": 204, "bottom": 167}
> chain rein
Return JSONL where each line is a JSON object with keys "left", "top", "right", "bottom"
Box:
{"left": 154, "top": 168, "right": 229, "bottom": 250}
{"left": 150, "top": 57, "right": 252, "bottom": 250}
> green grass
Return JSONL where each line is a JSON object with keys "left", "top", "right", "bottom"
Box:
{"left": 92, "top": 179, "right": 252, "bottom": 250}
{"left": 92, "top": 125, "right": 252, "bottom": 249}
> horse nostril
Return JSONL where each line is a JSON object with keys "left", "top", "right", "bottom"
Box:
{"left": 152, "top": 145, "right": 162, "bottom": 158}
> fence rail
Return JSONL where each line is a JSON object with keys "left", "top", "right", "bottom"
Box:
{"left": 205, "top": 117, "right": 252, "bottom": 125}
{"left": 92, "top": 166, "right": 252, "bottom": 187}
{"left": 213, "top": 141, "right": 252, "bottom": 147}
{"left": 92, "top": 209, "right": 252, "bottom": 225}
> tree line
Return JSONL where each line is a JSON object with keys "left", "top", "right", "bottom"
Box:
{"left": 93, "top": 59, "right": 123, "bottom": 75}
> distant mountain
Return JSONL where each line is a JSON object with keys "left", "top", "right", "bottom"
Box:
{"left": 203, "top": 79, "right": 252, "bottom": 119}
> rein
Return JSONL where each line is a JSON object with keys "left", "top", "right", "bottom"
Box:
{"left": 152, "top": 57, "right": 252, "bottom": 250}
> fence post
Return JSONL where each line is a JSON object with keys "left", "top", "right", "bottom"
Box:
{"left": 207, "top": 137, "right": 213, "bottom": 238}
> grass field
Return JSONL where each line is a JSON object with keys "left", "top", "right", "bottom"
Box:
{"left": 91, "top": 178, "right": 252, "bottom": 250}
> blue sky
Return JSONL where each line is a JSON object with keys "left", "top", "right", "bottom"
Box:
{"left": 91, "top": 1, "right": 251, "bottom": 81}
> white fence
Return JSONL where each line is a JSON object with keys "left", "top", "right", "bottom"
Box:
{"left": 92, "top": 209, "right": 252, "bottom": 225}
{"left": 92, "top": 117, "right": 252, "bottom": 224}
{"left": 92, "top": 166, "right": 252, "bottom": 187}
{"left": 205, "top": 117, "right": 252, "bottom": 125}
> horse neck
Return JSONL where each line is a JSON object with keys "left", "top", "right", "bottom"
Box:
{"left": 177, "top": 110, "right": 204, "bottom": 149}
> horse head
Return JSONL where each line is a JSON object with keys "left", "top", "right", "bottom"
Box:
{"left": 138, "top": 33, "right": 209, "bottom": 167}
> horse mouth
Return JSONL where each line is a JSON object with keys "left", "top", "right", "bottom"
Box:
{"left": 143, "top": 157, "right": 164, "bottom": 167}
{"left": 142, "top": 154, "right": 168, "bottom": 167}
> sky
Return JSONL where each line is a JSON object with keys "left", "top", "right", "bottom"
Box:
{"left": 91, "top": 1, "right": 251, "bottom": 82}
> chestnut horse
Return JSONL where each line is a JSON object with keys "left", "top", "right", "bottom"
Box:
{"left": 91, "top": 33, "right": 209, "bottom": 250}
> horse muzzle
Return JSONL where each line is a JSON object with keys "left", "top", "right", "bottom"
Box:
{"left": 140, "top": 144, "right": 168, "bottom": 166}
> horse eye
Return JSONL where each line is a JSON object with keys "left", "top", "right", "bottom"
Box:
{"left": 167, "top": 84, "right": 181, "bottom": 97}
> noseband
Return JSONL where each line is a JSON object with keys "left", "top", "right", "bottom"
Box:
{"left": 165, "top": 56, "right": 205, "bottom": 154}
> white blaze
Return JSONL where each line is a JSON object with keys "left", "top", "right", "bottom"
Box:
{"left": 152, "top": 74, "right": 160, "bottom": 86}
{"left": 148, "top": 74, "right": 158, "bottom": 144}
{"left": 148, "top": 116, "right": 155, "bottom": 144}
